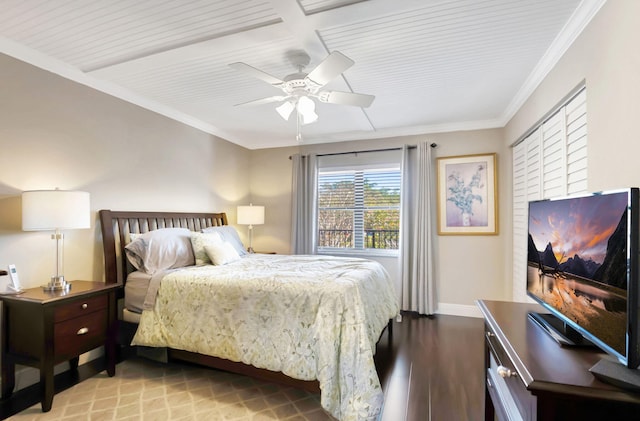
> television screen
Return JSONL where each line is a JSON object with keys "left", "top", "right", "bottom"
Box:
{"left": 527, "top": 188, "right": 639, "bottom": 367}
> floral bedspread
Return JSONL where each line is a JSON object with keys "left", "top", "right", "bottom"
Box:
{"left": 131, "top": 254, "right": 399, "bottom": 420}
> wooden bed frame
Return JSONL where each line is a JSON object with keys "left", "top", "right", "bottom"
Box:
{"left": 99, "top": 209, "right": 321, "bottom": 392}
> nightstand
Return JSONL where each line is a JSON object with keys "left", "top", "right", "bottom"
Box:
{"left": 0, "top": 281, "right": 120, "bottom": 412}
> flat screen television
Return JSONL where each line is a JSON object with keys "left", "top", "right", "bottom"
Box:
{"left": 527, "top": 188, "right": 640, "bottom": 387}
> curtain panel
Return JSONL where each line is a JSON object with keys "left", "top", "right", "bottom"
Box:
{"left": 290, "top": 153, "right": 318, "bottom": 254}
{"left": 400, "top": 142, "right": 436, "bottom": 314}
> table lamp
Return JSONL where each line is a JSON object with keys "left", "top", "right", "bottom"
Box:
{"left": 237, "top": 204, "right": 264, "bottom": 253}
{"left": 22, "top": 189, "right": 90, "bottom": 291}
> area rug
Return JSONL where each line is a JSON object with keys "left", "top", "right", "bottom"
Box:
{"left": 9, "top": 357, "right": 334, "bottom": 420}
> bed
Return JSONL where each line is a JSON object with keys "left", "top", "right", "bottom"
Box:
{"left": 99, "top": 209, "right": 399, "bottom": 421}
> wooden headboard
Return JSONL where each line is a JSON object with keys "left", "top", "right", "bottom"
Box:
{"left": 99, "top": 210, "right": 228, "bottom": 286}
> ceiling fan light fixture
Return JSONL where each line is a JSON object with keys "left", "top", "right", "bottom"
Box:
{"left": 297, "top": 96, "right": 318, "bottom": 124}
{"left": 276, "top": 101, "right": 295, "bottom": 120}
{"left": 301, "top": 109, "right": 318, "bottom": 125}
{"left": 230, "top": 50, "right": 372, "bottom": 130}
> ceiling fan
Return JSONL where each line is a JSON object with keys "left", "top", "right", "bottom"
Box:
{"left": 229, "top": 51, "right": 375, "bottom": 127}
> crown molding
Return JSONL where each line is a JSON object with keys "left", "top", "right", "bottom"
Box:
{"left": 500, "top": 0, "right": 607, "bottom": 126}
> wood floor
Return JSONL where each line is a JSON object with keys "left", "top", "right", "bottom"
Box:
{"left": 376, "top": 312, "right": 485, "bottom": 421}
{"left": 0, "top": 312, "right": 485, "bottom": 420}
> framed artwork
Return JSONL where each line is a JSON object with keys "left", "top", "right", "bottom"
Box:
{"left": 436, "top": 153, "right": 498, "bottom": 235}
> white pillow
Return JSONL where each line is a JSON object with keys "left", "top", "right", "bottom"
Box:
{"left": 124, "top": 228, "right": 195, "bottom": 274}
{"left": 205, "top": 241, "right": 241, "bottom": 265}
{"left": 190, "top": 231, "right": 223, "bottom": 266}
{"left": 202, "top": 226, "right": 247, "bottom": 256}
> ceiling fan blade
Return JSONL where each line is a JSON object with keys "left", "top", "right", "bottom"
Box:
{"left": 229, "top": 62, "right": 284, "bottom": 86}
{"left": 235, "top": 95, "right": 288, "bottom": 106}
{"left": 305, "top": 51, "right": 354, "bottom": 87}
{"left": 318, "top": 91, "right": 375, "bottom": 108}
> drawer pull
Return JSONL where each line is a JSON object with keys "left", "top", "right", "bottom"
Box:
{"left": 497, "top": 365, "right": 517, "bottom": 378}
{"left": 82, "top": 303, "right": 88, "bottom": 309}
{"left": 77, "top": 327, "right": 89, "bottom": 335}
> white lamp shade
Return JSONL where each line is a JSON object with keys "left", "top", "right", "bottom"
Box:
{"left": 297, "top": 96, "right": 318, "bottom": 124}
{"left": 276, "top": 101, "right": 295, "bottom": 121}
{"left": 237, "top": 205, "right": 264, "bottom": 225}
{"left": 22, "top": 190, "right": 91, "bottom": 231}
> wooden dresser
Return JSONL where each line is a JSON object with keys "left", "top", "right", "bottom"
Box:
{"left": 478, "top": 299, "right": 640, "bottom": 420}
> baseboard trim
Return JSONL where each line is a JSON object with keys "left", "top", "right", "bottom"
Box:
{"left": 437, "top": 302, "right": 483, "bottom": 318}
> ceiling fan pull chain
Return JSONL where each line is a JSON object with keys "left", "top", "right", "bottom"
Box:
{"left": 296, "top": 112, "right": 303, "bottom": 142}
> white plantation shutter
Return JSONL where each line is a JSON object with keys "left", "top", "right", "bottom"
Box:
{"left": 512, "top": 140, "right": 528, "bottom": 301}
{"left": 566, "top": 89, "right": 588, "bottom": 194}
{"left": 512, "top": 86, "right": 588, "bottom": 301}
{"left": 526, "top": 129, "right": 543, "bottom": 201}
{"left": 512, "top": 128, "right": 542, "bottom": 300}
{"left": 542, "top": 110, "right": 567, "bottom": 198}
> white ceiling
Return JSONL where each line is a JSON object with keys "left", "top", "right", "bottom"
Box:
{"left": 0, "top": 0, "right": 604, "bottom": 150}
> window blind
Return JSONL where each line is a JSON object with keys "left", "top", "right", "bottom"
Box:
{"left": 317, "top": 167, "right": 401, "bottom": 251}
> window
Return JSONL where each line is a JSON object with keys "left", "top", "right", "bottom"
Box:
{"left": 512, "top": 85, "right": 587, "bottom": 301}
{"left": 317, "top": 166, "right": 401, "bottom": 252}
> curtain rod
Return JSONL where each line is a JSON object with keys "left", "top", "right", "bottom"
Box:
{"left": 289, "top": 143, "right": 437, "bottom": 159}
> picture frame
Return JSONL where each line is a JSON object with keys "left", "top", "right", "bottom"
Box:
{"left": 436, "top": 153, "right": 498, "bottom": 235}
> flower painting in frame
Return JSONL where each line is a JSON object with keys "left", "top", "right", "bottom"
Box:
{"left": 436, "top": 153, "right": 498, "bottom": 235}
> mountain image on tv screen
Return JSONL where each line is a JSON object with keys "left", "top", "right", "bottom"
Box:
{"left": 528, "top": 193, "right": 629, "bottom": 290}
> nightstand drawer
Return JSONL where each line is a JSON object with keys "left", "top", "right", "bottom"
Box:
{"left": 54, "top": 294, "right": 107, "bottom": 322}
{"left": 54, "top": 309, "right": 107, "bottom": 358}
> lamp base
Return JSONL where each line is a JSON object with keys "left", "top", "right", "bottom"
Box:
{"left": 43, "top": 276, "right": 71, "bottom": 292}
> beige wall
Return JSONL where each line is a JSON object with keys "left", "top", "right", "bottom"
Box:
{"left": 246, "top": 146, "right": 299, "bottom": 254}
{"left": 504, "top": 0, "right": 640, "bottom": 299}
{"left": 0, "top": 53, "right": 251, "bottom": 290}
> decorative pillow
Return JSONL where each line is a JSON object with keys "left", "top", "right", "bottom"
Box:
{"left": 124, "top": 228, "right": 195, "bottom": 274}
{"left": 190, "top": 231, "right": 223, "bottom": 266}
{"left": 202, "top": 226, "right": 247, "bottom": 256}
{"left": 204, "top": 241, "right": 241, "bottom": 265}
